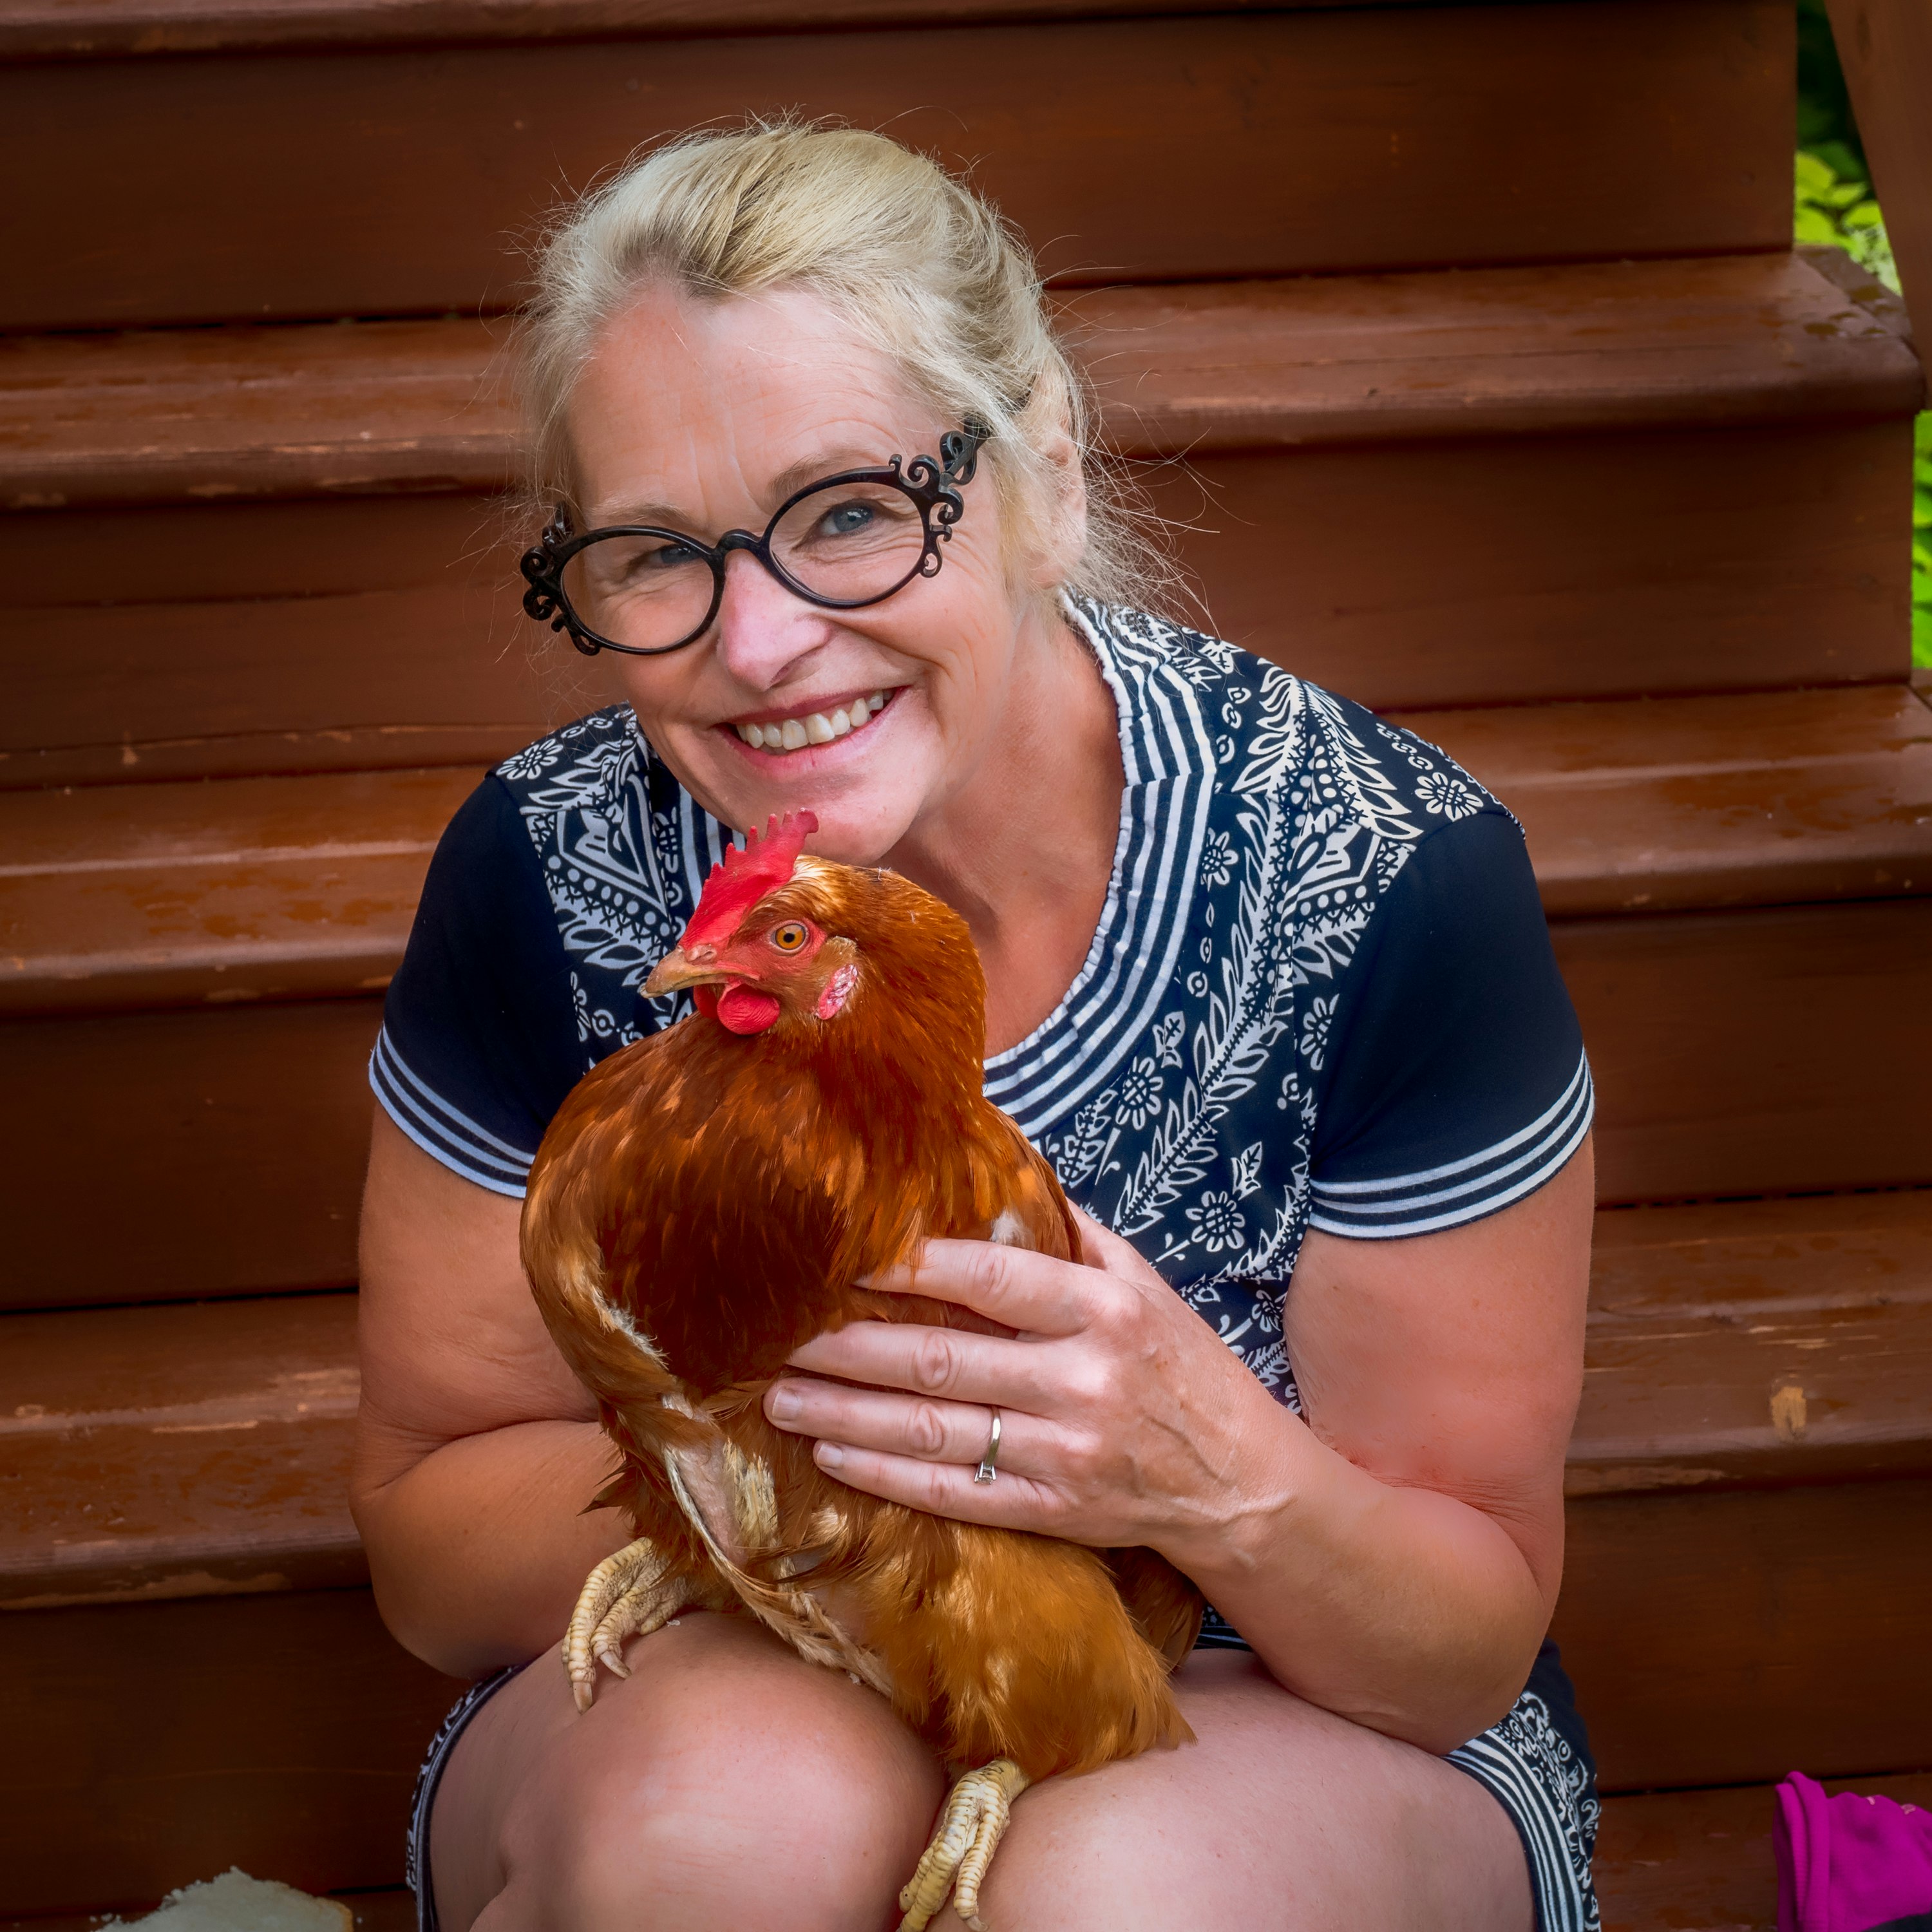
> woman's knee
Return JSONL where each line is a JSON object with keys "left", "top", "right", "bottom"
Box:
{"left": 963, "top": 1658, "right": 1533, "bottom": 1932}
{"left": 500, "top": 1616, "right": 943, "bottom": 1930}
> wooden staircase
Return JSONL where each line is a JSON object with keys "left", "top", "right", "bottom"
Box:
{"left": 2, "top": 0, "right": 1928, "bottom": 1922}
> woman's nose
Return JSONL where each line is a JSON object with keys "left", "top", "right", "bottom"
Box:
{"left": 711, "top": 548, "right": 829, "bottom": 689}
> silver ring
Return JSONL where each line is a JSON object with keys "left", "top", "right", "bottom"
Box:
{"left": 972, "top": 1407, "right": 1002, "bottom": 1484}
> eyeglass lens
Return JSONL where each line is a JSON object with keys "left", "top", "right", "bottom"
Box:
{"left": 560, "top": 475, "right": 932, "bottom": 654}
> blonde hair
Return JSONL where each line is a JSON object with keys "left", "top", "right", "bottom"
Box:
{"left": 518, "top": 120, "right": 1172, "bottom": 612}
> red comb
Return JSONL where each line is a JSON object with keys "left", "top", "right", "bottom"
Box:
{"left": 682, "top": 810, "right": 819, "bottom": 947}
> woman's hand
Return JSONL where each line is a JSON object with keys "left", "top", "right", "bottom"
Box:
{"left": 764, "top": 1150, "right": 1594, "bottom": 1753}
{"left": 761, "top": 1208, "right": 1297, "bottom": 1570}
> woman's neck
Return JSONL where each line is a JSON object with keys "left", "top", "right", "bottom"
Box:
{"left": 884, "top": 602, "right": 1124, "bottom": 1057}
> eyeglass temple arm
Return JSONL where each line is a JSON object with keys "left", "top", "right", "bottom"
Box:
{"left": 941, "top": 416, "right": 995, "bottom": 486}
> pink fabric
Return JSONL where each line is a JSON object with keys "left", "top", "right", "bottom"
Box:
{"left": 1776, "top": 1772, "right": 1932, "bottom": 1932}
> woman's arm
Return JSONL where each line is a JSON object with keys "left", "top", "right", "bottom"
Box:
{"left": 761, "top": 1139, "right": 1593, "bottom": 1753}
{"left": 352, "top": 1110, "right": 630, "bottom": 1679}
{"left": 1202, "top": 1138, "right": 1591, "bottom": 1743}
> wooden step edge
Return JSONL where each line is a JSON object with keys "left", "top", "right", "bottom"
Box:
{"left": 1564, "top": 1433, "right": 1932, "bottom": 1499}
{"left": 9, "top": 684, "right": 1929, "bottom": 1021}
{"left": 0, "top": 725, "right": 540, "bottom": 800}
{"left": 1, "top": 1523, "right": 369, "bottom": 1611}
{"left": 0, "top": 1292, "right": 367, "bottom": 1613}
{"left": 1067, "top": 251, "right": 1927, "bottom": 459}
{"left": 0, "top": 763, "right": 480, "bottom": 1019}
{"left": 1568, "top": 1189, "right": 1932, "bottom": 1499}
{"left": 1400, "top": 681, "right": 1932, "bottom": 920}
{"left": 1800, "top": 240, "right": 1918, "bottom": 346}
{"left": 0, "top": 0, "right": 1338, "bottom": 63}
{"left": 6, "top": 252, "right": 1922, "bottom": 511}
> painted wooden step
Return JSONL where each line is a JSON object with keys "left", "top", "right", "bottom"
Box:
{"left": 1575, "top": 1190, "right": 1932, "bottom": 1497}
{"left": 5, "top": 692, "right": 1931, "bottom": 1303}
{"left": 6, "top": 1195, "right": 1927, "bottom": 1611}
{"left": 10, "top": 407, "right": 1903, "bottom": 795}
{"left": 1, "top": 998, "right": 379, "bottom": 1307}
{"left": 0, "top": 765, "right": 477, "bottom": 1016}
{"left": 1075, "top": 248, "right": 1921, "bottom": 458}
{"left": 8, "top": 254, "right": 1918, "bottom": 512}
{"left": 25, "top": 891, "right": 1929, "bottom": 1309}
{"left": 0, "top": 1588, "right": 458, "bottom": 1918}
{"left": 1557, "top": 1475, "right": 1932, "bottom": 1789}
{"left": 1, "top": 1294, "right": 363, "bottom": 1610}
{"left": 0, "top": 0, "right": 1792, "bottom": 331}
{"left": 5, "top": 685, "right": 1927, "bottom": 1022}
{"left": 1168, "top": 413, "right": 1913, "bottom": 717}
{"left": 1405, "top": 682, "right": 1932, "bottom": 918}
{"left": 5, "top": 255, "right": 1920, "bottom": 790}
{"left": 3, "top": 1195, "right": 1929, "bottom": 1904}
{"left": 0, "top": 491, "right": 574, "bottom": 792}
{"left": 1556, "top": 896, "right": 1932, "bottom": 1204}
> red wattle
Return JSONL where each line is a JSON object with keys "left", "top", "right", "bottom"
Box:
{"left": 715, "top": 981, "right": 782, "bottom": 1034}
{"left": 692, "top": 984, "right": 719, "bottom": 1020}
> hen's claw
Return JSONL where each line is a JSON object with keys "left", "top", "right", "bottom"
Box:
{"left": 897, "top": 1758, "right": 1031, "bottom": 1931}
{"left": 562, "top": 1538, "right": 683, "bottom": 1712}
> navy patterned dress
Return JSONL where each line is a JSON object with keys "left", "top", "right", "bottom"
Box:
{"left": 377, "top": 599, "right": 1600, "bottom": 1931}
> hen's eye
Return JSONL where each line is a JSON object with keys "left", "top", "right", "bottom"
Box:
{"left": 769, "top": 922, "right": 810, "bottom": 954}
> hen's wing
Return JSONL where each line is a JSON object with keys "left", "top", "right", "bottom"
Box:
{"left": 524, "top": 1019, "right": 877, "bottom": 1401}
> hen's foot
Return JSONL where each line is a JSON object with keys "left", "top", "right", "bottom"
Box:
{"left": 897, "top": 1758, "right": 1032, "bottom": 1932}
{"left": 562, "top": 1537, "right": 683, "bottom": 1712}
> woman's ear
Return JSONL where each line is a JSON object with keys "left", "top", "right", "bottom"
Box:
{"left": 1024, "top": 420, "right": 1088, "bottom": 591}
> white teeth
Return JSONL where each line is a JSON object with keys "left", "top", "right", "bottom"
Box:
{"left": 734, "top": 692, "right": 893, "bottom": 753}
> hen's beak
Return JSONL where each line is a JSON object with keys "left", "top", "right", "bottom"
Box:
{"left": 643, "top": 943, "right": 727, "bottom": 998}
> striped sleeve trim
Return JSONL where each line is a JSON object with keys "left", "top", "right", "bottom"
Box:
{"left": 1307, "top": 1051, "right": 1593, "bottom": 1240}
{"left": 368, "top": 1025, "right": 536, "bottom": 1199}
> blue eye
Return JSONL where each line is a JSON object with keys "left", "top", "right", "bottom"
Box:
{"left": 819, "top": 502, "right": 875, "bottom": 538}
{"left": 643, "top": 540, "right": 707, "bottom": 572}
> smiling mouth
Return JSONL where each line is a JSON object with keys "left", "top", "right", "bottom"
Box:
{"left": 728, "top": 689, "right": 893, "bottom": 754}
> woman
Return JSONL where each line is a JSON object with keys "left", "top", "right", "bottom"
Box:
{"left": 352, "top": 124, "right": 1598, "bottom": 1931}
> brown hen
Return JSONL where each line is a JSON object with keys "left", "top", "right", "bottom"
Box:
{"left": 521, "top": 811, "right": 1202, "bottom": 1929}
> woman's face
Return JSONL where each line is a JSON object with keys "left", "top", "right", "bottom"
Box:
{"left": 564, "top": 281, "right": 1068, "bottom": 863}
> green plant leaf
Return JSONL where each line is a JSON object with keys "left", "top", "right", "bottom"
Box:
{"left": 1795, "top": 149, "right": 1837, "bottom": 193}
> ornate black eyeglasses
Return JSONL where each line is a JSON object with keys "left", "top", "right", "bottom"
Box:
{"left": 519, "top": 421, "right": 990, "bottom": 658}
